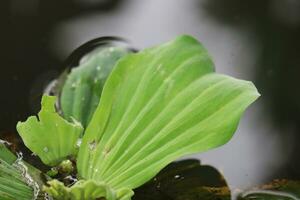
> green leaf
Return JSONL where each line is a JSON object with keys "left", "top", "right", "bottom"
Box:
{"left": 17, "top": 95, "right": 83, "bottom": 166}
{"left": 134, "top": 159, "right": 231, "bottom": 200}
{"left": 0, "top": 142, "right": 16, "bottom": 165}
{"left": 0, "top": 158, "right": 36, "bottom": 200}
{"left": 44, "top": 179, "right": 133, "bottom": 200}
{"left": 60, "top": 46, "right": 131, "bottom": 127}
{"left": 0, "top": 142, "right": 48, "bottom": 195}
{"left": 77, "top": 35, "right": 259, "bottom": 191}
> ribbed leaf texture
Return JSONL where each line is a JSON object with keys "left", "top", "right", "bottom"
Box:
{"left": 44, "top": 179, "right": 133, "bottom": 200}
{"left": 77, "top": 35, "right": 260, "bottom": 192}
{"left": 60, "top": 47, "right": 130, "bottom": 127}
{"left": 0, "top": 158, "right": 35, "bottom": 200}
{"left": 0, "top": 143, "right": 16, "bottom": 165}
{"left": 17, "top": 95, "right": 83, "bottom": 166}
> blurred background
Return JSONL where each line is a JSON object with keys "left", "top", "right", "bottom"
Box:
{"left": 0, "top": 0, "right": 299, "bottom": 194}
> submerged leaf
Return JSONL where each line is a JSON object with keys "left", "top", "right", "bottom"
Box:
{"left": 44, "top": 179, "right": 133, "bottom": 200}
{"left": 238, "top": 179, "right": 300, "bottom": 200}
{"left": 60, "top": 46, "right": 131, "bottom": 127}
{"left": 17, "top": 95, "right": 83, "bottom": 166}
{"left": 133, "top": 159, "right": 231, "bottom": 200}
{"left": 77, "top": 35, "right": 259, "bottom": 191}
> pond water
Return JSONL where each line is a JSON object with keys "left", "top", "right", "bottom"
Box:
{"left": 0, "top": 0, "right": 299, "bottom": 198}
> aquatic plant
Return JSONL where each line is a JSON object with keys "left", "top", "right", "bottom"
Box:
{"left": 1, "top": 35, "right": 260, "bottom": 199}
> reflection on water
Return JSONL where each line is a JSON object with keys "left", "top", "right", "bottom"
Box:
{"left": 202, "top": 0, "right": 300, "bottom": 180}
{"left": 0, "top": 0, "right": 299, "bottom": 196}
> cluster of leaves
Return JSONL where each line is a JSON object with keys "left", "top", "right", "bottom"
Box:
{"left": 1, "top": 35, "right": 261, "bottom": 200}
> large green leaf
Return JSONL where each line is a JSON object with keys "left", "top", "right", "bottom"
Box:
{"left": 77, "top": 35, "right": 259, "bottom": 191}
{"left": 17, "top": 95, "right": 83, "bottom": 166}
{"left": 60, "top": 46, "right": 130, "bottom": 127}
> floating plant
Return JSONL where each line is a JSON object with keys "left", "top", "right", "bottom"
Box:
{"left": 1, "top": 35, "right": 261, "bottom": 199}
{"left": 60, "top": 42, "right": 131, "bottom": 128}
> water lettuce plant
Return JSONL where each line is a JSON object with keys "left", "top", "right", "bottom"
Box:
{"left": 2, "top": 35, "right": 259, "bottom": 199}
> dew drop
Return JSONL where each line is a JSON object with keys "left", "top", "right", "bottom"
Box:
{"left": 43, "top": 147, "right": 49, "bottom": 153}
{"left": 76, "top": 139, "right": 82, "bottom": 148}
{"left": 88, "top": 140, "right": 97, "bottom": 151}
{"left": 96, "top": 66, "right": 102, "bottom": 71}
{"left": 94, "top": 78, "right": 99, "bottom": 84}
{"left": 71, "top": 82, "right": 77, "bottom": 89}
{"left": 174, "top": 175, "right": 180, "bottom": 179}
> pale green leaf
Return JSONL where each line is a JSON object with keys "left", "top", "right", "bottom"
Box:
{"left": 60, "top": 47, "right": 130, "bottom": 127}
{"left": 77, "top": 35, "right": 259, "bottom": 191}
{"left": 44, "top": 179, "right": 133, "bottom": 200}
{"left": 17, "top": 95, "right": 83, "bottom": 166}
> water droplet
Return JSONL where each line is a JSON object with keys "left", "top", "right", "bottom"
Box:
{"left": 156, "top": 182, "right": 161, "bottom": 189}
{"left": 71, "top": 82, "right": 77, "bottom": 89}
{"left": 94, "top": 78, "right": 99, "bottom": 84}
{"left": 174, "top": 175, "right": 180, "bottom": 179}
{"left": 76, "top": 139, "right": 82, "bottom": 148}
{"left": 96, "top": 66, "right": 102, "bottom": 71}
{"left": 31, "top": 152, "right": 37, "bottom": 156}
{"left": 43, "top": 147, "right": 49, "bottom": 153}
{"left": 109, "top": 47, "right": 115, "bottom": 52}
{"left": 88, "top": 140, "right": 97, "bottom": 151}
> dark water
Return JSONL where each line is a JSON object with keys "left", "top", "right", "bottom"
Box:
{"left": 0, "top": 0, "right": 299, "bottom": 197}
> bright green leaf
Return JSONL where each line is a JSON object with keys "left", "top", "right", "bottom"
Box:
{"left": 77, "top": 35, "right": 259, "bottom": 191}
{"left": 17, "top": 95, "right": 83, "bottom": 166}
{"left": 60, "top": 46, "right": 131, "bottom": 127}
{"left": 44, "top": 179, "right": 133, "bottom": 200}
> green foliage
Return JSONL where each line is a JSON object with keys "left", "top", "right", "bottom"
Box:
{"left": 44, "top": 179, "right": 133, "bottom": 200}
{"left": 77, "top": 35, "right": 259, "bottom": 191}
{"left": 60, "top": 46, "right": 130, "bottom": 128}
{"left": 14, "top": 35, "right": 259, "bottom": 200}
{"left": 17, "top": 95, "right": 83, "bottom": 166}
{"left": 0, "top": 142, "right": 16, "bottom": 165}
{"left": 0, "top": 158, "right": 35, "bottom": 200}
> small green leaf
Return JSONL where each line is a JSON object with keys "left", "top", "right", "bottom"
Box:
{"left": 44, "top": 179, "right": 133, "bottom": 200}
{"left": 17, "top": 95, "right": 83, "bottom": 166}
{"left": 60, "top": 46, "right": 131, "bottom": 127}
{"left": 77, "top": 35, "right": 259, "bottom": 191}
